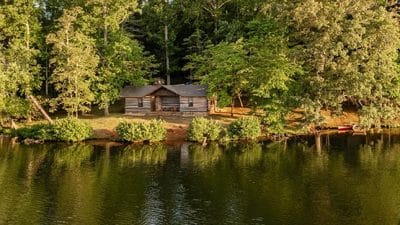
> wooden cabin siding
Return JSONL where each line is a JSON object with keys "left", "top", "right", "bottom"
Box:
{"left": 125, "top": 97, "right": 152, "bottom": 113}
{"left": 180, "top": 96, "right": 208, "bottom": 112}
{"left": 160, "top": 96, "right": 180, "bottom": 111}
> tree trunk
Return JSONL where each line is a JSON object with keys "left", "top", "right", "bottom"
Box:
{"left": 238, "top": 93, "right": 244, "bottom": 108}
{"left": 104, "top": 104, "right": 110, "bottom": 116}
{"left": 11, "top": 119, "right": 18, "bottom": 129}
{"left": 230, "top": 97, "right": 234, "bottom": 117}
{"left": 28, "top": 95, "right": 54, "bottom": 124}
{"left": 45, "top": 58, "right": 49, "bottom": 96}
{"left": 75, "top": 74, "right": 78, "bottom": 119}
{"left": 165, "top": 24, "right": 170, "bottom": 85}
{"left": 27, "top": 115, "right": 32, "bottom": 124}
{"left": 25, "top": 22, "right": 30, "bottom": 48}
{"left": 164, "top": 0, "right": 171, "bottom": 85}
{"left": 102, "top": 4, "right": 109, "bottom": 117}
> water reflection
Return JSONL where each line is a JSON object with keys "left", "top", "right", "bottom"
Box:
{"left": 53, "top": 143, "right": 94, "bottom": 169}
{"left": 1, "top": 133, "right": 400, "bottom": 224}
{"left": 119, "top": 144, "right": 167, "bottom": 167}
{"left": 189, "top": 143, "right": 222, "bottom": 168}
{"left": 231, "top": 142, "right": 263, "bottom": 167}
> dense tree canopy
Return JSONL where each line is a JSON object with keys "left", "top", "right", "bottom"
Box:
{"left": 288, "top": 0, "right": 400, "bottom": 127}
{"left": 0, "top": 0, "right": 400, "bottom": 131}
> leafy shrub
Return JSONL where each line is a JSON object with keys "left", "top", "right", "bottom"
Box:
{"left": 228, "top": 116, "right": 262, "bottom": 140}
{"left": 187, "top": 117, "right": 222, "bottom": 142}
{"left": 13, "top": 123, "right": 56, "bottom": 141}
{"left": 52, "top": 118, "right": 93, "bottom": 142}
{"left": 116, "top": 119, "right": 166, "bottom": 142}
{"left": 12, "top": 118, "right": 92, "bottom": 142}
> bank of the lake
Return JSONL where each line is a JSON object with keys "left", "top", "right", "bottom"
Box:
{"left": 8, "top": 108, "right": 400, "bottom": 144}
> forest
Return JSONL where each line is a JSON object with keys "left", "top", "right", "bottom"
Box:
{"left": 1, "top": 0, "right": 400, "bottom": 132}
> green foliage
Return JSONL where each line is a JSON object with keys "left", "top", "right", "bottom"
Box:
{"left": 186, "top": 40, "right": 249, "bottom": 108}
{"left": 3, "top": 98, "right": 31, "bottom": 119}
{"left": 228, "top": 116, "right": 262, "bottom": 140}
{"left": 287, "top": 0, "right": 400, "bottom": 125}
{"left": 1, "top": 0, "right": 400, "bottom": 133}
{"left": 359, "top": 106, "right": 381, "bottom": 129}
{"left": 46, "top": 7, "right": 99, "bottom": 117}
{"left": 189, "top": 142, "right": 222, "bottom": 168}
{"left": 0, "top": 0, "right": 42, "bottom": 119}
{"left": 120, "top": 144, "right": 167, "bottom": 166}
{"left": 84, "top": 0, "right": 156, "bottom": 114}
{"left": 53, "top": 143, "right": 94, "bottom": 169}
{"left": 12, "top": 117, "right": 92, "bottom": 142}
{"left": 116, "top": 119, "right": 166, "bottom": 142}
{"left": 13, "top": 123, "right": 56, "bottom": 141}
{"left": 187, "top": 117, "right": 223, "bottom": 142}
{"left": 52, "top": 118, "right": 93, "bottom": 142}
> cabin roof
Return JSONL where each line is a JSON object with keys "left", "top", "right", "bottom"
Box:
{"left": 120, "top": 84, "right": 207, "bottom": 98}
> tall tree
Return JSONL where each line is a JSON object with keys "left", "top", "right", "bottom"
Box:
{"left": 287, "top": 0, "right": 400, "bottom": 127}
{"left": 131, "top": 0, "right": 179, "bottom": 83}
{"left": 0, "top": 0, "right": 42, "bottom": 121}
{"left": 85, "top": 0, "right": 155, "bottom": 115}
{"left": 47, "top": 7, "right": 99, "bottom": 117}
{"left": 246, "top": 18, "right": 300, "bottom": 132}
{"left": 187, "top": 39, "right": 249, "bottom": 116}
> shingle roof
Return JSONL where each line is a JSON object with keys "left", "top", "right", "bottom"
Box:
{"left": 120, "top": 85, "right": 207, "bottom": 97}
{"left": 120, "top": 85, "right": 159, "bottom": 98}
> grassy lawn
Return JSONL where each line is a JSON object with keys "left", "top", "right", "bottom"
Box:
{"left": 14, "top": 106, "right": 373, "bottom": 141}
{"left": 20, "top": 108, "right": 251, "bottom": 140}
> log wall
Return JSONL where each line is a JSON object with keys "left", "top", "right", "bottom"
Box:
{"left": 125, "top": 97, "right": 152, "bottom": 113}
{"left": 180, "top": 96, "right": 208, "bottom": 112}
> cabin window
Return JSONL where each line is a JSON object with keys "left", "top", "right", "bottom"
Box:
{"left": 188, "top": 97, "right": 194, "bottom": 107}
{"left": 138, "top": 98, "right": 143, "bottom": 107}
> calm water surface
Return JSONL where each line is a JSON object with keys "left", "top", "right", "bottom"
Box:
{"left": 1, "top": 132, "right": 400, "bottom": 225}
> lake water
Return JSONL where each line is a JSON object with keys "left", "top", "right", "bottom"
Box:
{"left": 0, "top": 132, "right": 400, "bottom": 225}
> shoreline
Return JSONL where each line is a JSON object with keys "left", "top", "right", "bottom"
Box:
{"left": 5, "top": 109, "right": 399, "bottom": 145}
{"left": 4, "top": 127, "right": 388, "bottom": 146}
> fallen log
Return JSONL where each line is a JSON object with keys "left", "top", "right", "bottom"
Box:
{"left": 28, "top": 95, "right": 54, "bottom": 124}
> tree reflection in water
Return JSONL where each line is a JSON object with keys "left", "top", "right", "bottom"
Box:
{"left": 52, "top": 143, "right": 94, "bottom": 169}
{"left": 119, "top": 144, "right": 167, "bottom": 167}
{"left": 231, "top": 142, "right": 263, "bottom": 167}
{"left": 1, "top": 133, "right": 400, "bottom": 224}
{"left": 189, "top": 143, "right": 222, "bottom": 168}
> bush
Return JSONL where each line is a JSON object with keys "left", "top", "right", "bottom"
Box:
{"left": 228, "top": 116, "right": 262, "bottom": 140}
{"left": 14, "top": 123, "right": 56, "bottom": 141}
{"left": 359, "top": 106, "right": 380, "bottom": 129}
{"left": 52, "top": 118, "right": 93, "bottom": 142}
{"left": 187, "top": 117, "right": 222, "bottom": 142}
{"left": 116, "top": 119, "right": 166, "bottom": 142}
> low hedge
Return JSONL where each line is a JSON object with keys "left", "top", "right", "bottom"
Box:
{"left": 13, "top": 123, "right": 56, "bottom": 141}
{"left": 52, "top": 118, "right": 93, "bottom": 142}
{"left": 187, "top": 117, "right": 223, "bottom": 142}
{"left": 116, "top": 119, "right": 166, "bottom": 142}
{"left": 12, "top": 117, "right": 93, "bottom": 142}
{"left": 227, "top": 116, "right": 261, "bottom": 140}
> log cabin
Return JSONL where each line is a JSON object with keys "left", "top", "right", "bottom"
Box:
{"left": 120, "top": 84, "right": 210, "bottom": 116}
